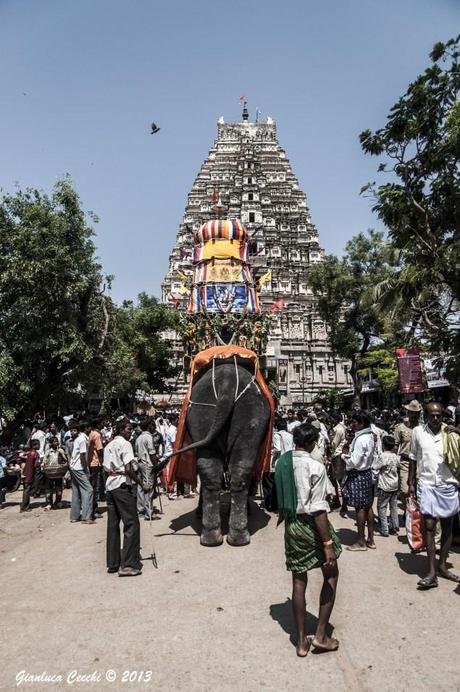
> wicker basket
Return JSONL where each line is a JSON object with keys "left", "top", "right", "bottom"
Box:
{"left": 43, "top": 465, "right": 67, "bottom": 479}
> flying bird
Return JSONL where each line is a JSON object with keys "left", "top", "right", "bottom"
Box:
{"left": 150, "top": 122, "right": 160, "bottom": 134}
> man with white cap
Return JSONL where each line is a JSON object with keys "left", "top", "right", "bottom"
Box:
{"left": 394, "top": 400, "right": 421, "bottom": 500}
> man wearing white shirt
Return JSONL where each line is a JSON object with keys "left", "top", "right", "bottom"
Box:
{"left": 264, "top": 419, "right": 294, "bottom": 509}
{"left": 286, "top": 410, "right": 300, "bottom": 434}
{"left": 276, "top": 423, "right": 342, "bottom": 656}
{"left": 163, "top": 417, "right": 179, "bottom": 499}
{"left": 69, "top": 421, "right": 94, "bottom": 524}
{"left": 409, "top": 402, "right": 459, "bottom": 589}
{"left": 272, "top": 420, "right": 295, "bottom": 462}
{"left": 342, "top": 411, "right": 376, "bottom": 551}
{"left": 104, "top": 419, "right": 148, "bottom": 576}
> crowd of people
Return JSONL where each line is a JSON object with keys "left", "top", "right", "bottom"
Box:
{"left": 269, "top": 399, "right": 460, "bottom": 655}
{"left": 0, "top": 412, "right": 186, "bottom": 575}
{"left": 0, "top": 398, "right": 459, "bottom": 615}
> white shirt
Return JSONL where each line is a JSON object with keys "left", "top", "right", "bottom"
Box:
{"left": 103, "top": 436, "right": 135, "bottom": 491}
{"left": 373, "top": 451, "right": 400, "bottom": 492}
{"left": 164, "top": 424, "right": 177, "bottom": 456}
{"left": 271, "top": 430, "right": 295, "bottom": 471}
{"left": 101, "top": 425, "right": 113, "bottom": 446}
{"left": 287, "top": 420, "right": 300, "bottom": 433}
{"left": 69, "top": 433, "right": 89, "bottom": 471}
{"left": 330, "top": 422, "right": 347, "bottom": 457}
{"left": 31, "top": 430, "right": 46, "bottom": 460}
{"left": 292, "top": 450, "right": 330, "bottom": 515}
{"left": 310, "top": 422, "right": 329, "bottom": 464}
{"left": 410, "top": 424, "right": 458, "bottom": 487}
{"left": 344, "top": 428, "right": 375, "bottom": 471}
{"left": 273, "top": 430, "right": 295, "bottom": 455}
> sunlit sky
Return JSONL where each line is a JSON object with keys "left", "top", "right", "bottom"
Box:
{"left": 1, "top": 0, "right": 458, "bottom": 303}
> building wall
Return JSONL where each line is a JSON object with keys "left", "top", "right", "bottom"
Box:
{"left": 161, "top": 114, "right": 352, "bottom": 406}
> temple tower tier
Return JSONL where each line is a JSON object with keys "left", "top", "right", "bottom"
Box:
{"left": 161, "top": 112, "right": 352, "bottom": 406}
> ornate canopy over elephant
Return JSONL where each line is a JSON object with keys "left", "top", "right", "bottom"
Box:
{"left": 179, "top": 218, "right": 272, "bottom": 358}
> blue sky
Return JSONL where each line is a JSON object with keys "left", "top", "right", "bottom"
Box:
{"left": 1, "top": 0, "right": 458, "bottom": 303}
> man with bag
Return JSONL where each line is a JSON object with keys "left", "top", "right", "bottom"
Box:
{"left": 409, "top": 402, "right": 460, "bottom": 590}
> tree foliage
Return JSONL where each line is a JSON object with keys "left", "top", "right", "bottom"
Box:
{"left": 309, "top": 230, "right": 400, "bottom": 398}
{"left": 102, "top": 293, "right": 180, "bottom": 407}
{"left": 0, "top": 179, "right": 179, "bottom": 426}
{"left": 0, "top": 179, "right": 109, "bottom": 422}
{"left": 356, "top": 346, "right": 398, "bottom": 395}
{"left": 360, "top": 36, "right": 460, "bottom": 381}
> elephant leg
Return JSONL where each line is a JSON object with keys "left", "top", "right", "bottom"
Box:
{"left": 227, "top": 457, "right": 253, "bottom": 547}
{"left": 197, "top": 451, "right": 224, "bottom": 547}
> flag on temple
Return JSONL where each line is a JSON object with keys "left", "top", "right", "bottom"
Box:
{"left": 239, "top": 95, "right": 246, "bottom": 103}
{"left": 269, "top": 298, "right": 284, "bottom": 312}
{"left": 169, "top": 293, "right": 181, "bottom": 308}
{"left": 257, "top": 269, "right": 272, "bottom": 288}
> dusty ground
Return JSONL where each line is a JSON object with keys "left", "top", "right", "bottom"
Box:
{"left": 0, "top": 487, "right": 459, "bottom": 692}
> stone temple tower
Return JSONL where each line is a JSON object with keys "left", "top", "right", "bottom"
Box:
{"left": 161, "top": 105, "right": 352, "bottom": 405}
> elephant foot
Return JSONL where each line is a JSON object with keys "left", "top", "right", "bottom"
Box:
{"left": 200, "top": 529, "right": 223, "bottom": 547}
{"left": 227, "top": 528, "right": 250, "bottom": 547}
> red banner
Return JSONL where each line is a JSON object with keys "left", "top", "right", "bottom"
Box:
{"left": 395, "top": 347, "right": 424, "bottom": 394}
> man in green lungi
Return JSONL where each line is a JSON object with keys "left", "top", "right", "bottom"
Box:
{"left": 275, "top": 423, "right": 342, "bottom": 657}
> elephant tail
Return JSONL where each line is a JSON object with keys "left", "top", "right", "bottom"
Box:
{"left": 164, "top": 386, "right": 235, "bottom": 460}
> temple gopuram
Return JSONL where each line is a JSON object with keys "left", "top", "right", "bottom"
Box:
{"left": 161, "top": 104, "right": 352, "bottom": 406}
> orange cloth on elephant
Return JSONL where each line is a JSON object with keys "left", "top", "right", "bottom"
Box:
{"left": 168, "top": 346, "right": 275, "bottom": 485}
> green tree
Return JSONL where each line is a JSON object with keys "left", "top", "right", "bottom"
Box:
{"left": 0, "top": 180, "right": 180, "bottom": 429}
{"left": 356, "top": 346, "right": 399, "bottom": 397}
{"left": 0, "top": 178, "right": 109, "bottom": 427}
{"left": 309, "top": 230, "right": 399, "bottom": 402}
{"left": 102, "top": 293, "right": 180, "bottom": 409}
{"left": 314, "top": 388, "right": 345, "bottom": 410}
{"left": 360, "top": 36, "right": 460, "bottom": 381}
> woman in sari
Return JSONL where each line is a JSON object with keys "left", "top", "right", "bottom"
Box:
{"left": 275, "top": 423, "right": 342, "bottom": 657}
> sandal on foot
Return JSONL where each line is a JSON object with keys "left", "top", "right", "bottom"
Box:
{"left": 417, "top": 576, "right": 438, "bottom": 590}
{"left": 366, "top": 541, "right": 376, "bottom": 550}
{"left": 346, "top": 544, "right": 367, "bottom": 552}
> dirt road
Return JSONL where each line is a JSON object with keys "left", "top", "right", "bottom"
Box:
{"left": 1, "top": 489, "right": 458, "bottom": 691}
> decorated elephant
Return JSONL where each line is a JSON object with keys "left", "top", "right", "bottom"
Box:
{"left": 169, "top": 346, "right": 274, "bottom": 547}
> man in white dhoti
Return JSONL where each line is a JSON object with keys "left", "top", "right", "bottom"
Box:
{"left": 409, "top": 402, "right": 459, "bottom": 590}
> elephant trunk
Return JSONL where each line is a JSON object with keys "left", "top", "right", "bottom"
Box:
{"left": 165, "top": 385, "right": 235, "bottom": 460}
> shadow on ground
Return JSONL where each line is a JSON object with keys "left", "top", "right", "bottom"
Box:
{"left": 166, "top": 495, "right": 271, "bottom": 538}
{"left": 335, "top": 527, "right": 358, "bottom": 546}
{"left": 395, "top": 551, "right": 428, "bottom": 577}
{"left": 269, "top": 598, "right": 334, "bottom": 648}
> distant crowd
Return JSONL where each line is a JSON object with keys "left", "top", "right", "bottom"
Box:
{"left": 0, "top": 398, "right": 459, "bottom": 588}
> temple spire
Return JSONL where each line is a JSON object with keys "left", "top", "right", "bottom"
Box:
{"left": 242, "top": 101, "right": 249, "bottom": 122}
